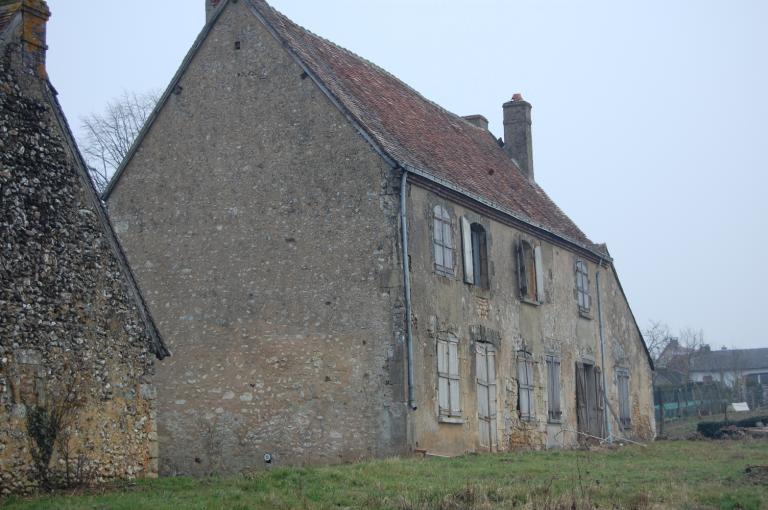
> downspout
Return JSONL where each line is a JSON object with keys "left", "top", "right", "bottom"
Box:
{"left": 596, "top": 257, "right": 613, "bottom": 443}
{"left": 400, "top": 170, "right": 417, "bottom": 410}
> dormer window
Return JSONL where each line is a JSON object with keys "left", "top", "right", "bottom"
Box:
{"left": 432, "top": 205, "right": 454, "bottom": 277}
{"left": 460, "top": 218, "right": 488, "bottom": 289}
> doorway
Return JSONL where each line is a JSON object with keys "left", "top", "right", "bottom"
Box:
{"left": 575, "top": 361, "right": 605, "bottom": 440}
{"left": 476, "top": 343, "right": 497, "bottom": 450}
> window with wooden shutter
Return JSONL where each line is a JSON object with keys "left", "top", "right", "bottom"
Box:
{"left": 517, "top": 240, "right": 541, "bottom": 302}
{"left": 517, "top": 350, "right": 535, "bottom": 421}
{"left": 546, "top": 355, "right": 561, "bottom": 422}
{"left": 575, "top": 260, "right": 590, "bottom": 313}
{"left": 462, "top": 219, "right": 489, "bottom": 288}
{"left": 437, "top": 335, "right": 461, "bottom": 419}
{"left": 617, "top": 369, "right": 631, "bottom": 429}
{"left": 432, "top": 205, "right": 454, "bottom": 277}
{"left": 461, "top": 217, "right": 474, "bottom": 285}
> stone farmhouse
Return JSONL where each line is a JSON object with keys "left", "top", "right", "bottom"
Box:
{"left": 0, "top": 0, "right": 168, "bottom": 493}
{"left": 104, "top": 0, "right": 655, "bottom": 475}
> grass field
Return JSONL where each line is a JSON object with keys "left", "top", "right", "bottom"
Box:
{"left": 3, "top": 440, "right": 768, "bottom": 510}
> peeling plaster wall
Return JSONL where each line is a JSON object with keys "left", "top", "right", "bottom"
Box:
{"left": 107, "top": 1, "right": 406, "bottom": 476}
{"left": 406, "top": 185, "right": 654, "bottom": 455}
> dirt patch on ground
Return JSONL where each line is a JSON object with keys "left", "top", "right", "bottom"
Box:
{"left": 744, "top": 465, "right": 768, "bottom": 485}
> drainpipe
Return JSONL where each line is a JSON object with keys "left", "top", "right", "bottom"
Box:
{"left": 596, "top": 257, "right": 613, "bottom": 443}
{"left": 400, "top": 170, "right": 417, "bottom": 410}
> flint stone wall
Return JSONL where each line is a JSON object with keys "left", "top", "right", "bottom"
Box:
{"left": 0, "top": 47, "right": 158, "bottom": 495}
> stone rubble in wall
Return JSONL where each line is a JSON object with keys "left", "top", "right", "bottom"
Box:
{"left": 0, "top": 50, "right": 158, "bottom": 495}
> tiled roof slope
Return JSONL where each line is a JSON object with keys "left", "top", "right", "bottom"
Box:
{"left": 250, "top": 0, "right": 595, "bottom": 248}
{"left": 690, "top": 348, "right": 768, "bottom": 373}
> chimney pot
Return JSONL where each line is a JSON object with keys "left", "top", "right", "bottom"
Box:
{"left": 502, "top": 94, "right": 534, "bottom": 181}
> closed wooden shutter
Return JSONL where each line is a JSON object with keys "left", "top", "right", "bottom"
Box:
{"left": 575, "top": 362, "right": 588, "bottom": 434}
{"left": 534, "top": 245, "right": 544, "bottom": 303}
{"left": 476, "top": 343, "right": 497, "bottom": 449}
{"left": 595, "top": 366, "right": 606, "bottom": 438}
{"left": 461, "top": 217, "right": 474, "bottom": 284}
{"left": 437, "top": 339, "right": 450, "bottom": 415}
{"left": 448, "top": 339, "right": 460, "bottom": 416}
{"left": 516, "top": 242, "right": 527, "bottom": 298}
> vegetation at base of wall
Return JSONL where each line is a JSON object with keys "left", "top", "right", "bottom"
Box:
{"left": 697, "top": 415, "right": 768, "bottom": 438}
{"left": 4, "top": 440, "right": 768, "bottom": 510}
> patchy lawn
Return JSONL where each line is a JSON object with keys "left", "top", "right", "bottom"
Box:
{"left": 4, "top": 440, "right": 768, "bottom": 509}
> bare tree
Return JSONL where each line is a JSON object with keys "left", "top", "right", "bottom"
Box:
{"left": 644, "top": 320, "right": 672, "bottom": 364}
{"left": 79, "top": 90, "right": 159, "bottom": 194}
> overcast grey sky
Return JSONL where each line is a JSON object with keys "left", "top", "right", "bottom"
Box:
{"left": 46, "top": 1, "right": 768, "bottom": 349}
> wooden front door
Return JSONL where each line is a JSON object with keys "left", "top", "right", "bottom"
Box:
{"left": 575, "top": 362, "right": 605, "bottom": 440}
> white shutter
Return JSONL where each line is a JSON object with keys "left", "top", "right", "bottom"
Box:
{"left": 437, "top": 340, "right": 449, "bottom": 414}
{"left": 534, "top": 245, "right": 544, "bottom": 303}
{"left": 461, "top": 217, "right": 474, "bottom": 284}
{"left": 448, "top": 340, "right": 460, "bottom": 415}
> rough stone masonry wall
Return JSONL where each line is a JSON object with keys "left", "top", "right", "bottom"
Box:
{"left": 0, "top": 48, "right": 158, "bottom": 495}
{"left": 107, "top": 0, "right": 406, "bottom": 476}
{"left": 406, "top": 185, "right": 655, "bottom": 455}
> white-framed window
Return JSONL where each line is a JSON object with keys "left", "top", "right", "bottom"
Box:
{"left": 461, "top": 218, "right": 488, "bottom": 288}
{"left": 432, "top": 205, "right": 454, "bottom": 277}
{"left": 517, "top": 240, "right": 544, "bottom": 303}
{"left": 617, "top": 368, "right": 631, "bottom": 429}
{"left": 517, "top": 350, "right": 535, "bottom": 421}
{"left": 546, "top": 355, "right": 562, "bottom": 422}
{"left": 437, "top": 334, "right": 461, "bottom": 420}
{"left": 575, "top": 259, "right": 590, "bottom": 313}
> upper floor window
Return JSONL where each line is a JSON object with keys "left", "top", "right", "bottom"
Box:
{"left": 516, "top": 240, "right": 544, "bottom": 303}
{"left": 461, "top": 218, "right": 488, "bottom": 289}
{"left": 432, "top": 205, "right": 454, "bottom": 277}
{"left": 575, "top": 259, "right": 590, "bottom": 313}
{"left": 517, "top": 350, "right": 535, "bottom": 421}
{"left": 617, "top": 368, "right": 631, "bottom": 429}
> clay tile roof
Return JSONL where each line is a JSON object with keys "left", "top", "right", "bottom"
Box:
{"left": 250, "top": 0, "right": 597, "bottom": 249}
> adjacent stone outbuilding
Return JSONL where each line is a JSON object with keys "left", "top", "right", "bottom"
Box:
{"left": 0, "top": 1, "right": 168, "bottom": 494}
{"left": 105, "top": 0, "right": 654, "bottom": 475}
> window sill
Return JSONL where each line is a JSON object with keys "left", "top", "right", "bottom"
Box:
{"left": 578, "top": 308, "right": 593, "bottom": 320}
{"left": 521, "top": 297, "right": 540, "bottom": 307}
{"left": 438, "top": 416, "right": 464, "bottom": 424}
{"left": 547, "top": 417, "right": 562, "bottom": 424}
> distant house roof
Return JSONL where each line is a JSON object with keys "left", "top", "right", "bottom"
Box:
{"left": 690, "top": 348, "right": 768, "bottom": 373}
{"left": 105, "top": 0, "right": 602, "bottom": 257}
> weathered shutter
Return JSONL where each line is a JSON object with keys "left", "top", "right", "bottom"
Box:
{"left": 461, "top": 217, "right": 474, "bottom": 284}
{"left": 516, "top": 242, "right": 527, "bottom": 297}
{"left": 433, "top": 216, "right": 444, "bottom": 269}
{"left": 476, "top": 344, "right": 490, "bottom": 447}
{"left": 534, "top": 245, "right": 544, "bottom": 303}
{"left": 443, "top": 219, "right": 453, "bottom": 270}
{"left": 553, "top": 358, "right": 561, "bottom": 419}
{"left": 448, "top": 339, "right": 460, "bottom": 415}
{"left": 437, "top": 340, "right": 449, "bottom": 415}
{"left": 595, "top": 366, "right": 606, "bottom": 438}
{"left": 487, "top": 346, "right": 497, "bottom": 449}
{"left": 575, "top": 362, "right": 588, "bottom": 433}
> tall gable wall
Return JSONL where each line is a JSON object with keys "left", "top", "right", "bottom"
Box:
{"left": 107, "top": 0, "right": 406, "bottom": 475}
{"left": 0, "top": 47, "right": 159, "bottom": 494}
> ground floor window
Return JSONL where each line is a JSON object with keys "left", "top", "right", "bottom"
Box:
{"left": 517, "top": 350, "right": 535, "bottom": 421}
{"left": 437, "top": 335, "right": 461, "bottom": 419}
{"left": 546, "top": 355, "right": 561, "bottom": 422}
{"left": 617, "top": 368, "right": 631, "bottom": 429}
{"left": 476, "top": 342, "right": 497, "bottom": 449}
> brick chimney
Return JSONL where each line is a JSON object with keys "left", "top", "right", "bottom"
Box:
{"left": 206, "top": 0, "right": 224, "bottom": 23}
{"left": 502, "top": 93, "right": 534, "bottom": 181}
{"left": 0, "top": 0, "right": 50, "bottom": 78}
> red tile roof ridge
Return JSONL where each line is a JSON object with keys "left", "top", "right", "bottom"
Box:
{"left": 247, "top": 0, "right": 600, "bottom": 251}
